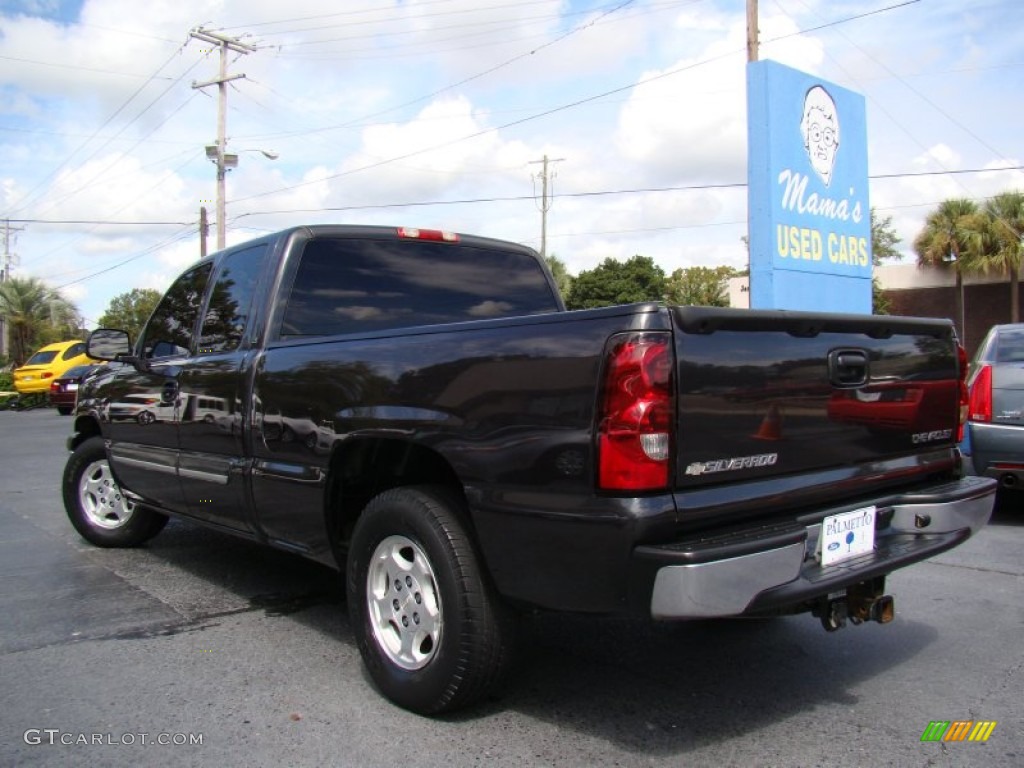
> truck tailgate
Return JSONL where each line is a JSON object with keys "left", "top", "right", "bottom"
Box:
{"left": 671, "top": 307, "right": 960, "bottom": 496}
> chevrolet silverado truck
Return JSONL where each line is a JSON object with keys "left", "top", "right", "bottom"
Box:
{"left": 63, "top": 224, "right": 996, "bottom": 714}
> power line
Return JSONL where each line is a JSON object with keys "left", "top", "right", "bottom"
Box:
{"left": 3, "top": 42, "right": 197, "bottom": 220}
{"left": 232, "top": 0, "right": 922, "bottom": 207}
{"left": 52, "top": 226, "right": 199, "bottom": 290}
{"left": 8, "top": 165, "right": 1018, "bottom": 228}
{"left": 231, "top": 0, "right": 639, "bottom": 148}
{"left": 0, "top": 53, "right": 177, "bottom": 80}
{"left": 229, "top": 165, "right": 1024, "bottom": 219}
{"left": 2, "top": 219, "right": 191, "bottom": 226}
{"left": 28, "top": 167, "right": 1024, "bottom": 292}
{"left": 236, "top": 0, "right": 601, "bottom": 42}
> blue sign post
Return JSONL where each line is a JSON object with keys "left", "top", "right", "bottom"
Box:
{"left": 747, "top": 60, "right": 872, "bottom": 313}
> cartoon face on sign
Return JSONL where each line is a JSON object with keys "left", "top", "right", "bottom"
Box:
{"left": 800, "top": 85, "right": 840, "bottom": 187}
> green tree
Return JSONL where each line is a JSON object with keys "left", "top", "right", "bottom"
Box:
{"left": 565, "top": 255, "right": 665, "bottom": 310}
{"left": 544, "top": 254, "right": 574, "bottom": 303}
{"left": 871, "top": 208, "right": 902, "bottom": 314}
{"left": 871, "top": 208, "right": 902, "bottom": 263}
{"left": 980, "top": 191, "right": 1024, "bottom": 323}
{"left": 0, "top": 276, "right": 80, "bottom": 366}
{"left": 98, "top": 288, "right": 163, "bottom": 342}
{"left": 664, "top": 265, "right": 736, "bottom": 307}
{"left": 913, "top": 198, "right": 987, "bottom": 338}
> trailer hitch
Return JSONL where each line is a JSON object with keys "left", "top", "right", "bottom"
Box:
{"left": 814, "top": 578, "right": 894, "bottom": 632}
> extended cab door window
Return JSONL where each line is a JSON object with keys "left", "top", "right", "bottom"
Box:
{"left": 139, "top": 263, "right": 213, "bottom": 359}
{"left": 197, "top": 244, "right": 268, "bottom": 353}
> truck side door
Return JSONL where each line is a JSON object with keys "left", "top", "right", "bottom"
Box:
{"left": 106, "top": 263, "right": 212, "bottom": 514}
{"left": 176, "top": 243, "right": 271, "bottom": 533}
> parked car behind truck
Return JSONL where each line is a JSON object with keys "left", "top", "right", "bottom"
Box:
{"left": 965, "top": 323, "right": 1024, "bottom": 496}
{"left": 63, "top": 224, "right": 996, "bottom": 714}
{"left": 13, "top": 339, "right": 93, "bottom": 395}
{"left": 49, "top": 363, "right": 104, "bottom": 415}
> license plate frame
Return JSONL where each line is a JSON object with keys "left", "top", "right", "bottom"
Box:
{"left": 820, "top": 506, "right": 876, "bottom": 566}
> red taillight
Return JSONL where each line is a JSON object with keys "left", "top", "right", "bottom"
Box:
{"left": 597, "top": 333, "right": 673, "bottom": 491}
{"left": 42, "top": 372, "right": 54, "bottom": 379}
{"left": 968, "top": 363, "right": 993, "bottom": 424}
{"left": 957, "top": 344, "right": 971, "bottom": 441}
{"left": 397, "top": 227, "right": 459, "bottom": 242}
{"left": 50, "top": 381, "right": 60, "bottom": 393}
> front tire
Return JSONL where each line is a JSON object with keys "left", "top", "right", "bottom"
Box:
{"left": 347, "top": 486, "right": 514, "bottom": 715}
{"left": 63, "top": 437, "right": 168, "bottom": 547}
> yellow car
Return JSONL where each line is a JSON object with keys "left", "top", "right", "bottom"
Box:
{"left": 13, "top": 340, "right": 95, "bottom": 395}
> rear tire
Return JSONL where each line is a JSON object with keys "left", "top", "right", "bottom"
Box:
{"left": 63, "top": 437, "right": 168, "bottom": 547}
{"left": 57, "top": 406, "right": 73, "bottom": 416}
{"left": 347, "top": 486, "right": 514, "bottom": 715}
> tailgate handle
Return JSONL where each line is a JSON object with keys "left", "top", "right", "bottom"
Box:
{"left": 829, "top": 349, "right": 869, "bottom": 387}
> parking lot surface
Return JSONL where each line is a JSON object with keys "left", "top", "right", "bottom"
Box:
{"left": 1, "top": 409, "right": 1021, "bottom": 767}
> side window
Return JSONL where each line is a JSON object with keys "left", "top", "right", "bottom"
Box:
{"left": 63, "top": 342, "right": 86, "bottom": 360}
{"left": 139, "top": 263, "right": 213, "bottom": 359}
{"left": 197, "top": 244, "right": 268, "bottom": 354}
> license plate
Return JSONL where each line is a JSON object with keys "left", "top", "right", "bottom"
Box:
{"left": 820, "top": 506, "right": 876, "bottom": 566}
{"left": 67, "top": 383, "right": 79, "bottom": 391}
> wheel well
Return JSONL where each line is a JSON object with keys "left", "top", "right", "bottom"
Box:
{"left": 325, "top": 437, "right": 465, "bottom": 561}
{"left": 68, "top": 416, "right": 102, "bottom": 451}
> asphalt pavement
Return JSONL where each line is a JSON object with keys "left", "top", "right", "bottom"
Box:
{"left": 0, "top": 408, "right": 1021, "bottom": 767}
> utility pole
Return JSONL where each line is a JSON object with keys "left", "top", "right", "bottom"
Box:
{"left": 1, "top": 219, "right": 23, "bottom": 283}
{"left": 746, "top": 0, "right": 759, "bottom": 63}
{"left": 746, "top": 0, "right": 759, "bottom": 303}
{"left": 1, "top": 219, "right": 24, "bottom": 359}
{"left": 528, "top": 155, "right": 565, "bottom": 260}
{"left": 199, "top": 206, "right": 209, "bottom": 259}
{"left": 190, "top": 27, "right": 255, "bottom": 251}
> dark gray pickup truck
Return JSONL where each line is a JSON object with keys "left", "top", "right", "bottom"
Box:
{"left": 63, "top": 224, "right": 995, "bottom": 714}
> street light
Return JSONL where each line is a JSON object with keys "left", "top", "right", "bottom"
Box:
{"left": 205, "top": 145, "right": 278, "bottom": 251}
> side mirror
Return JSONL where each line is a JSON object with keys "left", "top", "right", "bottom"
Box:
{"left": 87, "top": 328, "right": 148, "bottom": 371}
{"left": 87, "top": 329, "right": 133, "bottom": 360}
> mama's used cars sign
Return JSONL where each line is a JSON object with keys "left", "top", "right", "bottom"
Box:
{"left": 747, "top": 60, "right": 872, "bottom": 313}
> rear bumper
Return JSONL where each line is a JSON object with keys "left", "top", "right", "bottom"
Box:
{"left": 968, "top": 422, "right": 1024, "bottom": 490}
{"left": 635, "top": 476, "right": 996, "bottom": 619}
{"left": 13, "top": 380, "right": 50, "bottom": 395}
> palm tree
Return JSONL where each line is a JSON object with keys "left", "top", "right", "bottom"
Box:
{"left": 980, "top": 191, "right": 1024, "bottom": 323}
{"left": 913, "top": 198, "right": 987, "bottom": 340}
{"left": 0, "top": 276, "right": 80, "bottom": 366}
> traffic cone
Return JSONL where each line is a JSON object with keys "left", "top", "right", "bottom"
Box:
{"left": 753, "top": 403, "right": 783, "bottom": 440}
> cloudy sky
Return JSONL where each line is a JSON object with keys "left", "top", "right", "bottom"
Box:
{"left": 1, "top": 0, "right": 1021, "bottom": 327}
